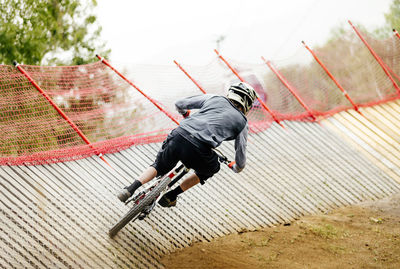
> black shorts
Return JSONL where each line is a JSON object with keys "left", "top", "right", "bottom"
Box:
{"left": 151, "top": 129, "right": 220, "bottom": 184}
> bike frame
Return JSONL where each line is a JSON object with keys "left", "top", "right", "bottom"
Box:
{"left": 108, "top": 150, "right": 231, "bottom": 237}
{"left": 119, "top": 163, "right": 190, "bottom": 225}
{"left": 125, "top": 150, "right": 229, "bottom": 209}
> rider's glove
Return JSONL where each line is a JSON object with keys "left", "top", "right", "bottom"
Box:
{"left": 181, "top": 110, "right": 190, "bottom": 118}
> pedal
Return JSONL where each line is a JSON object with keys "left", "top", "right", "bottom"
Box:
{"left": 138, "top": 212, "right": 147, "bottom": 220}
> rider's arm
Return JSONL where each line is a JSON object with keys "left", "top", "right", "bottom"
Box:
{"left": 232, "top": 124, "right": 248, "bottom": 173}
{"left": 175, "top": 94, "right": 214, "bottom": 114}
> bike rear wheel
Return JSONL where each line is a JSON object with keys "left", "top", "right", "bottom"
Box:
{"left": 109, "top": 176, "right": 172, "bottom": 238}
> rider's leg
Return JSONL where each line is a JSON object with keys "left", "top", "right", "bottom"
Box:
{"left": 117, "top": 132, "right": 180, "bottom": 202}
{"left": 118, "top": 166, "right": 158, "bottom": 202}
{"left": 168, "top": 173, "right": 200, "bottom": 198}
{"left": 180, "top": 173, "right": 200, "bottom": 191}
{"left": 167, "top": 173, "right": 200, "bottom": 198}
{"left": 117, "top": 130, "right": 180, "bottom": 202}
{"left": 158, "top": 174, "right": 200, "bottom": 207}
{"left": 126, "top": 166, "right": 157, "bottom": 192}
{"left": 138, "top": 166, "right": 158, "bottom": 184}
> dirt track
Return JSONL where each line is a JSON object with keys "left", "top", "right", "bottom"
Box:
{"left": 162, "top": 193, "right": 400, "bottom": 269}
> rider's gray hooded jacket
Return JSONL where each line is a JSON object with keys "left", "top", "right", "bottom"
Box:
{"left": 174, "top": 94, "right": 248, "bottom": 173}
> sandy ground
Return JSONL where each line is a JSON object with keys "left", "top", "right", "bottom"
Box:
{"left": 162, "top": 193, "right": 400, "bottom": 269}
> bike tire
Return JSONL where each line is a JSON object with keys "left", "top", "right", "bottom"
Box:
{"left": 109, "top": 176, "right": 172, "bottom": 238}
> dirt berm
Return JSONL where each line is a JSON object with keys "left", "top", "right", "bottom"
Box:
{"left": 162, "top": 193, "right": 400, "bottom": 269}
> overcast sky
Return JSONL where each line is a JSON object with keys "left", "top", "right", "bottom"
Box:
{"left": 95, "top": 0, "right": 392, "bottom": 65}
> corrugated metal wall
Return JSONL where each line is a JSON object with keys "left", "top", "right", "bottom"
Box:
{"left": 1, "top": 101, "right": 399, "bottom": 268}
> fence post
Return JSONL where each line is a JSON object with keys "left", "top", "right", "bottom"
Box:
{"left": 13, "top": 61, "right": 112, "bottom": 167}
{"left": 214, "top": 49, "right": 285, "bottom": 128}
{"left": 174, "top": 60, "right": 207, "bottom": 94}
{"left": 301, "top": 41, "right": 362, "bottom": 114}
{"left": 349, "top": 21, "right": 400, "bottom": 96}
{"left": 96, "top": 55, "right": 180, "bottom": 126}
{"left": 261, "top": 57, "right": 317, "bottom": 121}
{"left": 353, "top": 28, "right": 400, "bottom": 83}
{"left": 393, "top": 28, "right": 400, "bottom": 39}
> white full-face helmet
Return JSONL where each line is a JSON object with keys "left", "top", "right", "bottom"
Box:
{"left": 227, "top": 82, "right": 257, "bottom": 114}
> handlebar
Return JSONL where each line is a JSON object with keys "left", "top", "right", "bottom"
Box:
{"left": 213, "top": 148, "right": 233, "bottom": 167}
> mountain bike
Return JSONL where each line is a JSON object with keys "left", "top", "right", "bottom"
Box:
{"left": 108, "top": 150, "right": 232, "bottom": 238}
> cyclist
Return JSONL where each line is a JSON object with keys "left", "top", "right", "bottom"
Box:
{"left": 117, "top": 82, "right": 257, "bottom": 207}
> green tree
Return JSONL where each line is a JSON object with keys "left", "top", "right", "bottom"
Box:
{"left": 385, "top": 0, "right": 400, "bottom": 30}
{"left": 0, "top": 0, "right": 145, "bottom": 161}
{"left": 0, "top": 0, "right": 109, "bottom": 65}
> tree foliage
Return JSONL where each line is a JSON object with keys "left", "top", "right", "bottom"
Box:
{"left": 0, "top": 0, "right": 129, "bottom": 158}
{"left": 0, "top": 0, "right": 110, "bottom": 65}
{"left": 385, "top": 0, "right": 400, "bottom": 30}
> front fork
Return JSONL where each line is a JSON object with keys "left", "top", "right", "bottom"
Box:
{"left": 130, "top": 164, "right": 190, "bottom": 220}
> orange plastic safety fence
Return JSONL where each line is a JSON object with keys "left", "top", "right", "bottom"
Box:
{"left": 1, "top": 28, "right": 400, "bottom": 166}
{"left": 0, "top": 62, "right": 176, "bottom": 165}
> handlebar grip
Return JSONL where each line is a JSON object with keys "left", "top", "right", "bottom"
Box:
{"left": 182, "top": 110, "right": 190, "bottom": 118}
{"left": 228, "top": 161, "right": 235, "bottom": 169}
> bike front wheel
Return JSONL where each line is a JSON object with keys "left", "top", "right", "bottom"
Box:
{"left": 109, "top": 176, "right": 171, "bottom": 238}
